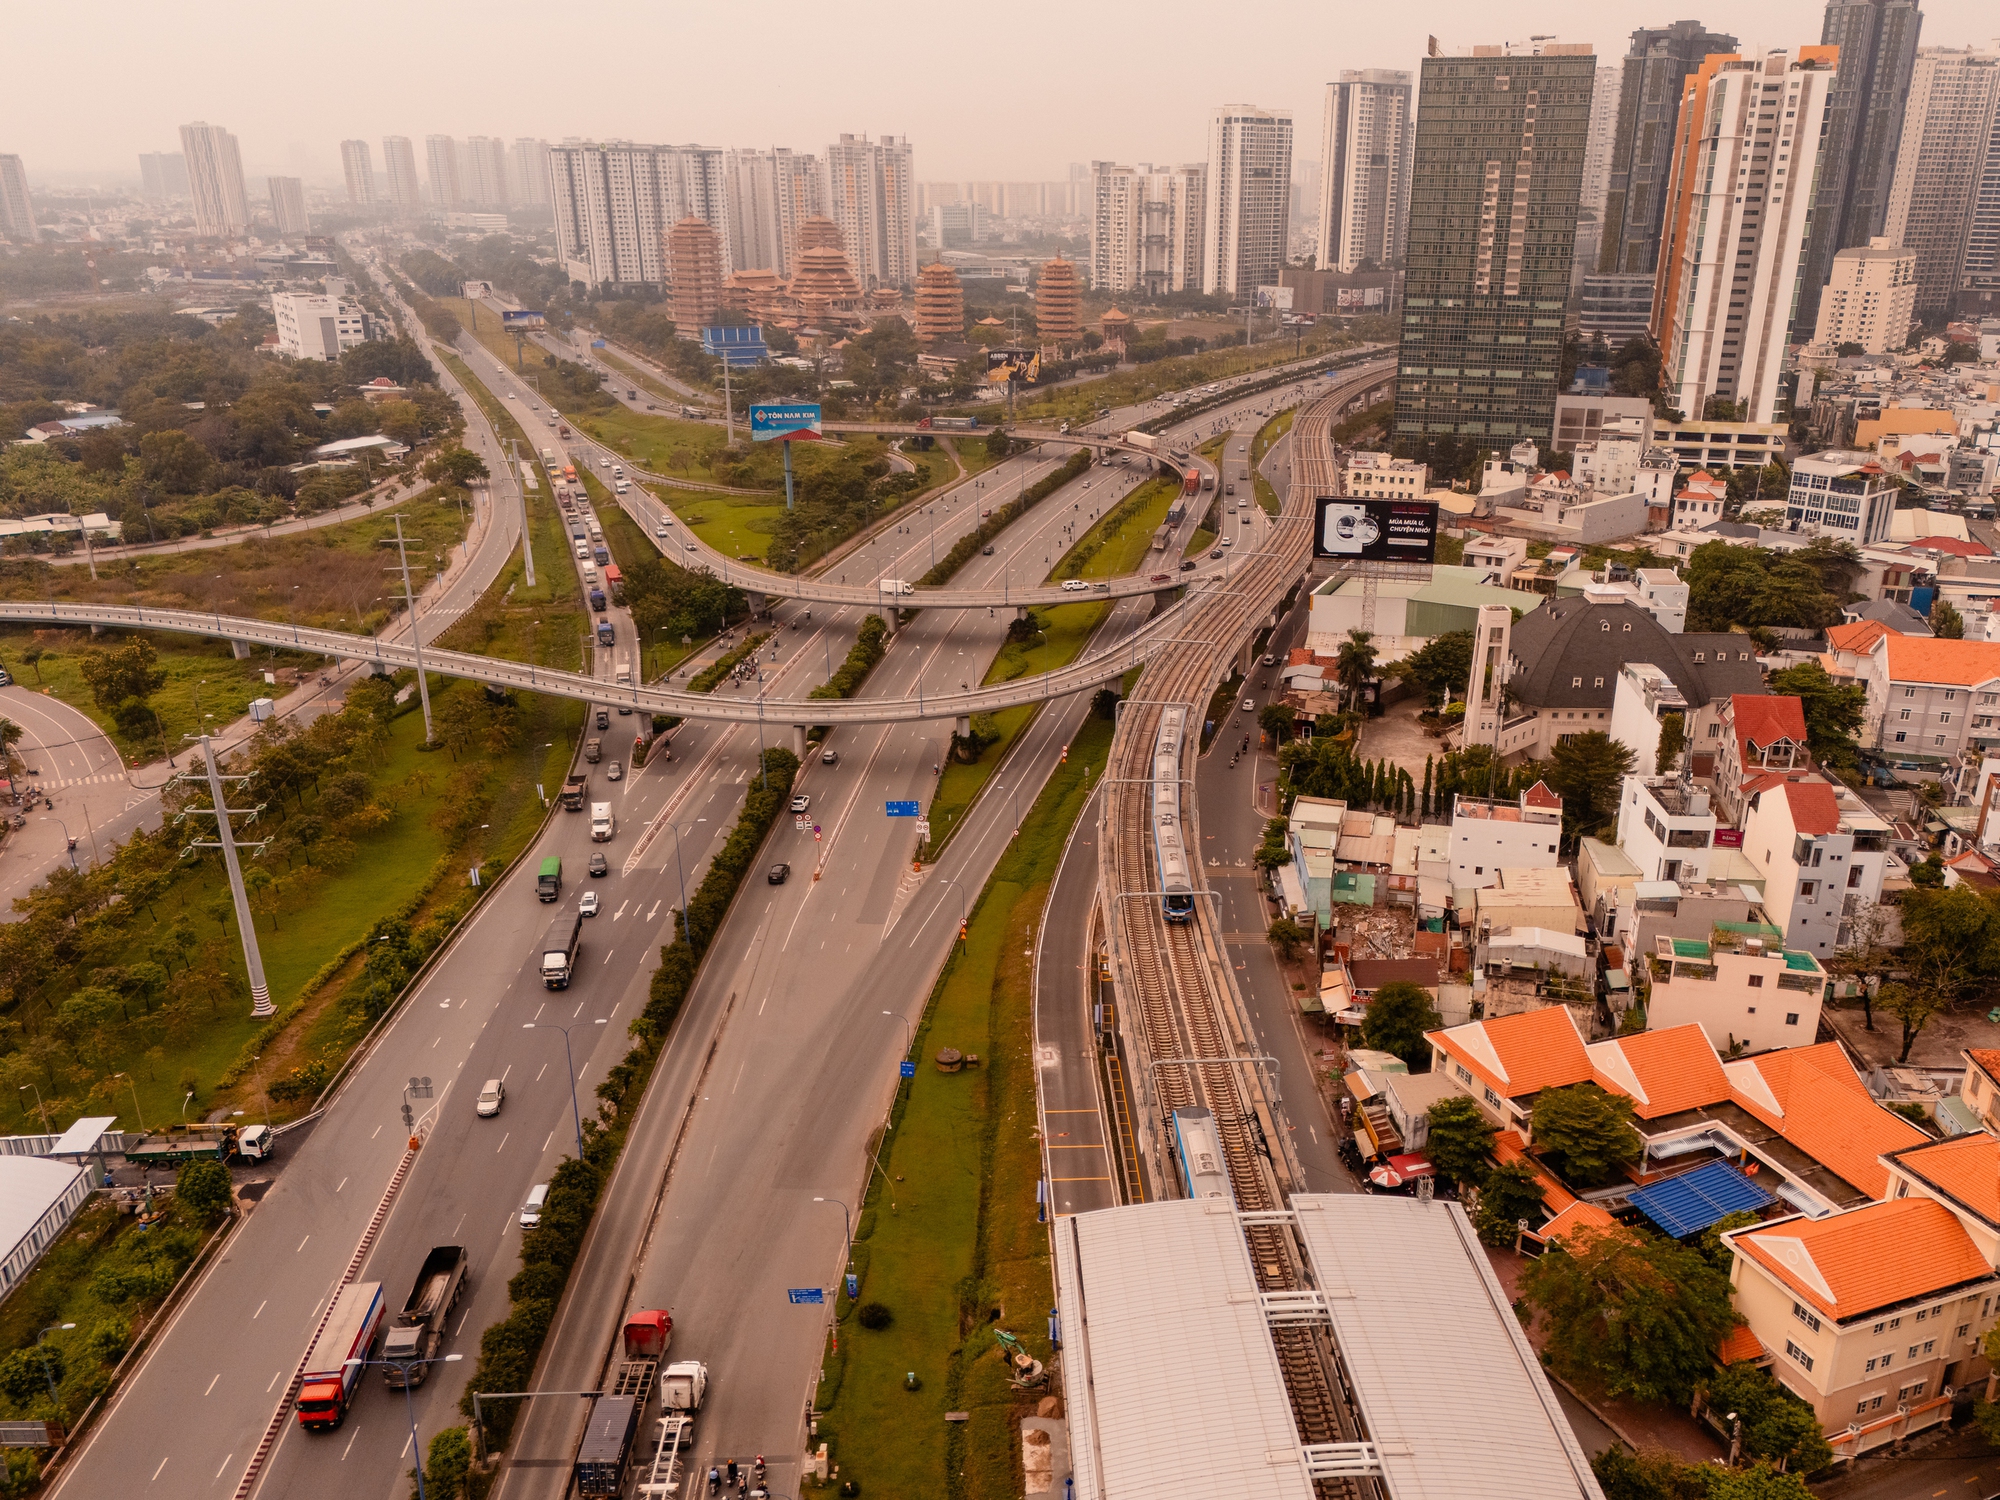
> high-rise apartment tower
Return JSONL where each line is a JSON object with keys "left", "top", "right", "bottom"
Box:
{"left": 1087, "top": 161, "right": 1205, "bottom": 294}
{"left": 341, "top": 141, "right": 375, "bottom": 205}
{"left": 1392, "top": 41, "right": 1597, "bottom": 450}
{"left": 139, "top": 152, "right": 189, "bottom": 200}
{"left": 547, "top": 142, "right": 730, "bottom": 288}
{"left": 0, "top": 156, "right": 34, "bottom": 241}
{"left": 1885, "top": 47, "right": 2000, "bottom": 319}
{"left": 425, "top": 136, "right": 462, "bottom": 210}
{"left": 510, "top": 139, "right": 551, "bottom": 207}
{"left": 725, "top": 148, "right": 823, "bottom": 277}
{"left": 1598, "top": 21, "right": 1739, "bottom": 276}
{"left": 1203, "top": 105, "right": 1293, "bottom": 295}
{"left": 824, "top": 134, "right": 917, "bottom": 288}
{"left": 268, "top": 176, "right": 308, "bottom": 235}
{"left": 1315, "top": 72, "right": 1411, "bottom": 274}
{"left": 179, "top": 121, "right": 249, "bottom": 238}
{"left": 381, "top": 137, "right": 422, "bottom": 220}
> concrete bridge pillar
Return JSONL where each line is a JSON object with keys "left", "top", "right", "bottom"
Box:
{"left": 747, "top": 591, "right": 768, "bottom": 620}
{"left": 792, "top": 725, "right": 808, "bottom": 759}
{"left": 1154, "top": 589, "right": 1177, "bottom": 612}
{"left": 879, "top": 603, "right": 898, "bottom": 636}
{"left": 954, "top": 715, "right": 972, "bottom": 740}
{"left": 230, "top": 640, "right": 252, "bottom": 659}
{"left": 1239, "top": 637, "right": 1256, "bottom": 677}
{"left": 1016, "top": 605, "right": 1031, "bottom": 622}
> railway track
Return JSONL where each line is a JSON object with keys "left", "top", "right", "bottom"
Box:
{"left": 1100, "top": 360, "right": 1392, "bottom": 1493}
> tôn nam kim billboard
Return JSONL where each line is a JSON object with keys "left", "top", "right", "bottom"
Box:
{"left": 749, "top": 403, "right": 823, "bottom": 442}
{"left": 1312, "top": 497, "right": 1438, "bottom": 564}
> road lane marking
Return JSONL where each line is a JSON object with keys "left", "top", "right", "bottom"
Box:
{"left": 336, "top": 1177, "right": 347, "bottom": 1193}
{"left": 501, "top": 1064, "right": 511, "bottom": 1082}
{"left": 613, "top": 900, "right": 628, "bottom": 920}
{"left": 572, "top": 1001, "right": 583, "bottom": 1018}
{"left": 150, "top": 1458, "right": 167, "bottom": 1482}
{"left": 647, "top": 900, "right": 660, "bottom": 919}
{"left": 213, "top": 1453, "right": 234, "bottom": 1479}
{"left": 253, "top": 1300, "right": 266, "bottom": 1319}
{"left": 603, "top": 949, "right": 615, "bottom": 963}
{"left": 433, "top": 1034, "right": 441, "bottom": 1048}
{"left": 267, "top": 1370, "right": 282, "bottom": 1392}
{"left": 497, "top": 1133, "right": 509, "bottom": 1153}
{"left": 205, "top": 1373, "right": 220, "bottom": 1396}
{"left": 371, "top": 1125, "right": 381, "bottom": 1139}
{"left": 296, "top": 1235, "right": 310, "bottom": 1253}
{"left": 341, "top": 1424, "right": 363, "bottom": 1460}
{"left": 544, "top": 1131, "right": 554, "bottom": 1152}
{"left": 536, "top": 1063, "right": 548, "bottom": 1081}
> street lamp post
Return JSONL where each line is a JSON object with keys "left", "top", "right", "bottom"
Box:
{"left": 110, "top": 1072, "right": 145, "bottom": 1130}
{"left": 812, "top": 1195, "right": 853, "bottom": 1271}
{"left": 882, "top": 1010, "right": 911, "bottom": 1057}
{"left": 523, "top": 1019, "right": 609, "bottom": 1158}
{"left": 665, "top": 818, "right": 708, "bottom": 947}
{"left": 35, "top": 1324, "right": 75, "bottom": 1409}
{"left": 343, "top": 1353, "right": 463, "bottom": 1500}
{"left": 19, "top": 1082, "right": 49, "bottom": 1133}
{"left": 41, "top": 815, "right": 78, "bottom": 872}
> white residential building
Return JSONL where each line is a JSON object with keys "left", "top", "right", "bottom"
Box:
{"left": 1609, "top": 663, "right": 1694, "bottom": 777}
{"left": 1203, "top": 105, "right": 1293, "bottom": 296}
{"left": 179, "top": 121, "right": 249, "bottom": 238}
{"left": 1812, "top": 238, "right": 1918, "bottom": 354}
{"left": 726, "top": 147, "right": 823, "bottom": 278}
{"left": 1646, "top": 935, "right": 1825, "bottom": 1055}
{"left": 1741, "top": 773, "right": 1889, "bottom": 960}
{"left": 824, "top": 134, "right": 916, "bottom": 288}
{"left": 1339, "top": 452, "right": 1427, "bottom": 498}
{"left": 1886, "top": 47, "right": 2000, "bottom": 321}
{"left": 1087, "top": 161, "right": 1205, "bottom": 294}
{"left": 270, "top": 292, "right": 370, "bottom": 362}
{"left": 548, "top": 142, "right": 732, "bottom": 289}
{"left": 425, "top": 135, "right": 462, "bottom": 209}
{"left": 461, "top": 136, "right": 510, "bottom": 209}
{"left": 1315, "top": 71, "right": 1411, "bottom": 274}
{"left": 340, "top": 141, "right": 374, "bottom": 206}
{"left": 1447, "top": 783, "right": 1563, "bottom": 891}
{"left": 267, "top": 176, "right": 308, "bottom": 235}
{"left": 1784, "top": 449, "right": 1899, "bottom": 544}
{"left": 381, "top": 136, "right": 421, "bottom": 220}
{"left": 0, "top": 154, "right": 33, "bottom": 240}
{"left": 1615, "top": 774, "right": 1718, "bottom": 884}
{"left": 1653, "top": 49, "right": 1838, "bottom": 425}
{"left": 510, "top": 138, "right": 551, "bottom": 207}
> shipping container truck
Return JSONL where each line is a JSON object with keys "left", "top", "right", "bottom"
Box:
{"left": 575, "top": 1313, "right": 672, "bottom": 1497}
{"left": 382, "top": 1245, "right": 468, "bottom": 1386}
{"left": 1124, "top": 431, "right": 1160, "bottom": 455}
{"left": 541, "top": 910, "right": 583, "bottom": 988}
{"left": 537, "top": 857, "right": 562, "bottom": 903}
{"left": 296, "top": 1283, "right": 385, "bottom": 1430}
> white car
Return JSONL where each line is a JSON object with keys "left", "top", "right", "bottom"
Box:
{"left": 579, "top": 891, "right": 600, "bottom": 917}
{"left": 790, "top": 794, "right": 811, "bottom": 813}
{"left": 1061, "top": 579, "right": 1088, "bottom": 592}
{"left": 476, "top": 1079, "right": 505, "bottom": 1117}
{"left": 655, "top": 520, "right": 672, "bottom": 536}
{"left": 600, "top": 457, "right": 611, "bottom": 468}
{"left": 1242, "top": 699, "right": 1256, "bottom": 713}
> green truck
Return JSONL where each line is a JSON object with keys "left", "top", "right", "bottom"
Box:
{"left": 538, "top": 856, "right": 562, "bottom": 903}
{"left": 124, "top": 1122, "right": 272, "bottom": 1167}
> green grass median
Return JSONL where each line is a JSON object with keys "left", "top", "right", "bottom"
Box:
{"left": 815, "top": 712, "right": 1113, "bottom": 1500}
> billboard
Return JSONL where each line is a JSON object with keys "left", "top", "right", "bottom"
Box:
{"left": 461, "top": 280, "right": 494, "bottom": 299}
{"left": 501, "top": 309, "right": 546, "bottom": 330}
{"left": 1312, "top": 497, "right": 1438, "bottom": 564}
{"left": 985, "top": 347, "right": 1040, "bottom": 384}
{"left": 749, "top": 403, "right": 823, "bottom": 442}
{"left": 1254, "top": 285, "right": 1294, "bottom": 312}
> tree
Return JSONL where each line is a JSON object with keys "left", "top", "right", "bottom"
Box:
{"left": 1703, "top": 1362, "right": 1835, "bottom": 1474}
{"left": 1473, "top": 1158, "right": 1547, "bottom": 1246}
{"left": 1334, "top": 629, "right": 1378, "bottom": 711}
{"left": 1386, "top": 629, "right": 1475, "bottom": 710}
{"left": 1267, "top": 917, "right": 1308, "bottom": 960}
{"left": 79, "top": 638, "right": 167, "bottom": 710}
{"left": 1891, "top": 885, "right": 2000, "bottom": 1060}
{"left": 0, "top": 1346, "right": 62, "bottom": 1409}
{"left": 1423, "top": 1096, "right": 1497, "bottom": 1186}
{"left": 1359, "top": 981, "right": 1440, "bottom": 1069}
{"left": 1764, "top": 660, "right": 1866, "bottom": 770}
{"left": 1932, "top": 597, "right": 1966, "bottom": 638}
{"left": 1531, "top": 1084, "right": 1643, "bottom": 1186}
{"left": 18, "top": 646, "right": 43, "bottom": 683}
{"left": 175, "top": 1157, "right": 233, "bottom": 1221}
{"left": 1258, "top": 702, "right": 1295, "bottom": 745}
{"left": 138, "top": 429, "right": 217, "bottom": 494}
{"left": 1655, "top": 711, "right": 1686, "bottom": 775}
{"left": 1253, "top": 818, "right": 1292, "bottom": 870}
{"left": 1520, "top": 1224, "right": 1740, "bottom": 1403}
{"left": 421, "top": 1426, "right": 473, "bottom": 1500}
{"left": 421, "top": 446, "right": 488, "bottom": 489}
{"left": 1547, "top": 731, "right": 1636, "bottom": 845}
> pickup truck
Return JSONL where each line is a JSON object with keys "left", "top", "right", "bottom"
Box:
{"left": 537, "top": 856, "right": 562, "bottom": 902}
{"left": 296, "top": 1282, "right": 384, "bottom": 1430}
{"left": 562, "top": 773, "right": 588, "bottom": 811}
{"left": 591, "top": 802, "right": 615, "bottom": 842}
{"left": 382, "top": 1246, "right": 468, "bottom": 1386}
{"left": 541, "top": 910, "right": 583, "bottom": 988}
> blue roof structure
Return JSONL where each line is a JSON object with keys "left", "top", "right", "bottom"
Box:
{"left": 1629, "top": 1161, "right": 1774, "bottom": 1238}
{"left": 701, "top": 324, "right": 769, "bottom": 367}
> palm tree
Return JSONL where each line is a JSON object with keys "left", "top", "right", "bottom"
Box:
{"left": 1334, "top": 630, "right": 1378, "bottom": 712}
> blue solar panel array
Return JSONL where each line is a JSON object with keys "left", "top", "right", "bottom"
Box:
{"left": 1629, "top": 1161, "right": 1774, "bottom": 1238}
{"left": 701, "top": 325, "right": 770, "bottom": 367}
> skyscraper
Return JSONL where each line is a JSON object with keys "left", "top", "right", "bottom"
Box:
{"left": 1315, "top": 72, "right": 1412, "bottom": 274}
{"left": 1654, "top": 48, "right": 1840, "bottom": 423}
{"left": 382, "top": 137, "right": 422, "bottom": 220}
{"left": 1597, "top": 22, "right": 1738, "bottom": 277}
{"left": 547, "top": 143, "right": 730, "bottom": 289}
{"left": 0, "top": 156, "right": 34, "bottom": 241}
{"left": 1573, "top": 61, "right": 1624, "bottom": 290}
{"left": 139, "top": 151, "right": 190, "bottom": 201}
{"left": 1793, "top": 0, "right": 1925, "bottom": 339}
{"left": 341, "top": 140, "right": 375, "bottom": 205}
{"left": 510, "top": 139, "right": 551, "bottom": 207}
{"left": 1203, "top": 105, "right": 1293, "bottom": 296}
{"left": 268, "top": 176, "right": 309, "bottom": 235}
{"left": 1392, "top": 41, "right": 1597, "bottom": 451}
{"left": 462, "top": 137, "right": 510, "bottom": 210}
{"left": 425, "top": 136, "right": 462, "bottom": 210}
{"left": 1967, "top": 87, "right": 2000, "bottom": 283}
{"left": 824, "top": 134, "right": 917, "bottom": 288}
{"left": 725, "top": 147, "right": 823, "bottom": 277}
{"left": 1885, "top": 47, "right": 2000, "bottom": 319}
{"left": 179, "top": 121, "right": 249, "bottom": 238}
{"left": 1087, "top": 161, "right": 1205, "bottom": 295}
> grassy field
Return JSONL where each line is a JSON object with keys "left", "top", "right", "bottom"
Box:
{"left": 596, "top": 345, "right": 686, "bottom": 408}
{"left": 439, "top": 296, "right": 559, "bottom": 380}
{"left": 666, "top": 487, "right": 788, "bottom": 562}
{"left": 923, "top": 474, "right": 1179, "bottom": 856}
{"left": 817, "top": 713, "right": 1112, "bottom": 1500}
{"left": 1007, "top": 330, "right": 1359, "bottom": 426}
{"left": 1251, "top": 407, "right": 1297, "bottom": 516}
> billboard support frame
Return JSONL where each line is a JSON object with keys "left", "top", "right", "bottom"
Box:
{"left": 750, "top": 404, "right": 825, "bottom": 512}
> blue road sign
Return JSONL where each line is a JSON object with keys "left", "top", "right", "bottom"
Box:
{"left": 886, "top": 800, "right": 920, "bottom": 817}
{"left": 846, "top": 1273, "right": 858, "bottom": 1299}
{"left": 787, "top": 1287, "right": 825, "bottom": 1305}
{"left": 900, "top": 1060, "right": 917, "bottom": 1079}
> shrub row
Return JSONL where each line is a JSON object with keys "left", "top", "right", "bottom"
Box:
{"left": 915, "top": 451, "right": 1091, "bottom": 588}
{"left": 808, "top": 615, "right": 888, "bottom": 701}
{"left": 687, "top": 631, "right": 771, "bottom": 693}
{"left": 459, "top": 746, "right": 799, "bottom": 1450}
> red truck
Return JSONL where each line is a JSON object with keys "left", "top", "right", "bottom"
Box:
{"left": 296, "top": 1282, "right": 385, "bottom": 1430}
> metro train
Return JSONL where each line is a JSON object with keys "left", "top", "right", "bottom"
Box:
{"left": 1153, "top": 705, "right": 1195, "bottom": 922}
{"left": 1171, "top": 1107, "right": 1231, "bottom": 1202}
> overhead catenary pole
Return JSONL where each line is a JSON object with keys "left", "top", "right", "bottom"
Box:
{"left": 187, "top": 732, "right": 276, "bottom": 1018}
{"left": 509, "top": 438, "right": 536, "bottom": 587}
{"left": 384, "top": 514, "right": 435, "bottom": 744}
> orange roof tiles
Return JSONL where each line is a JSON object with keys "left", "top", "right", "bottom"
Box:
{"left": 1537, "top": 1201, "right": 1621, "bottom": 1248}
{"left": 1881, "top": 634, "right": 2000, "bottom": 689}
{"left": 1729, "top": 1044, "right": 1927, "bottom": 1201}
{"left": 1586, "top": 1025, "right": 1733, "bottom": 1119}
{"left": 1888, "top": 1133, "right": 2000, "bottom": 1226}
{"left": 1729, "top": 1198, "right": 1994, "bottom": 1321}
{"left": 1825, "top": 620, "right": 1894, "bottom": 654}
{"left": 1781, "top": 779, "right": 1842, "bottom": 837}
{"left": 1716, "top": 1323, "right": 1768, "bottom": 1365}
{"left": 1522, "top": 780, "right": 1561, "bottom": 810}
{"left": 1967, "top": 1049, "right": 2000, "bottom": 1087}
{"left": 1730, "top": 695, "right": 1808, "bottom": 755}
{"left": 1426, "top": 1006, "right": 1593, "bottom": 1100}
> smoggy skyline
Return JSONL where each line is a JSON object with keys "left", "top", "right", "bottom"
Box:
{"left": 7, "top": 0, "right": 1997, "bottom": 187}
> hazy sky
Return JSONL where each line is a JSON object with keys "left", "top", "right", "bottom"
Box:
{"left": 8, "top": 0, "right": 1997, "bottom": 187}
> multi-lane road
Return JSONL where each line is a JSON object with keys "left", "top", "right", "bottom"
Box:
{"left": 44, "top": 290, "right": 1345, "bottom": 1500}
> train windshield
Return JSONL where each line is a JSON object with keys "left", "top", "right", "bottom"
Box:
{"left": 1164, "top": 894, "right": 1195, "bottom": 917}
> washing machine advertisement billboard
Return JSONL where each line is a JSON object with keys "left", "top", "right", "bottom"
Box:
{"left": 1312, "top": 497, "right": 1437, "bottom": 563}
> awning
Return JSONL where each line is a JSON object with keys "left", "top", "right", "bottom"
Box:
{"left": 1629, "top": 1160, "right": 1774, "bottom": 1238}
{"left": 48, "top": 1116, "right": 118, "bottom": 1158}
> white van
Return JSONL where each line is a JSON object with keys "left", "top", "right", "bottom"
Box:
{"left": 614, "top": 481, "right": 630, "bottom": 495}
{"left": 582, "top": 562, "right": 598, "bottom": 582}
{"left": 520, "top": 1182, "right": 549, "bottom": 1227}
{"left": 574, "top": 541, "right": 590, "bottom": 561}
